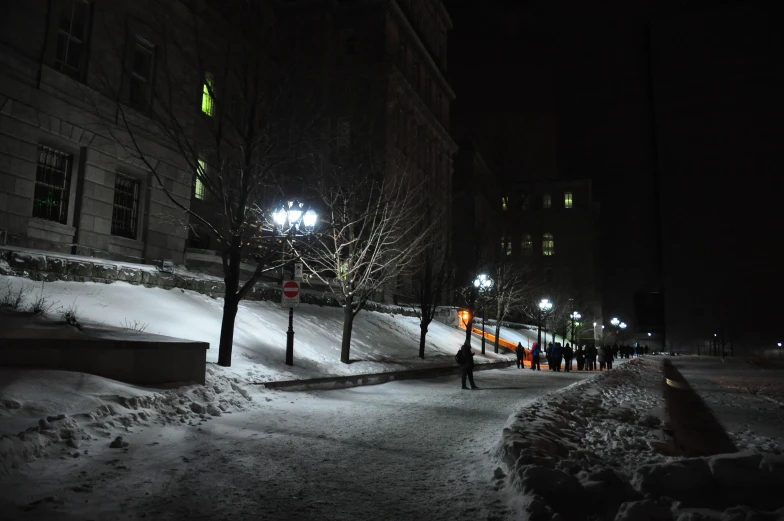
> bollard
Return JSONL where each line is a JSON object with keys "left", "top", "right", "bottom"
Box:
{"left": 662, "top": 359, "right": 737, "bottom": 457}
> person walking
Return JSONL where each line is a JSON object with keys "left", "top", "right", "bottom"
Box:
{"left": 564, "top": 343, "right": 574, "bottom": 372}
{"left": 456, "top": 344, "right": 479, "bottom": 390}
{"left": 516, "top": 342, "right": 526, "bottom": 369}
{"left": 605, "top": 344, "right": 614, "bottom": 370}
{"left": 576, "top": 345, "right": 585, "bottom": 371}
{"left": 531, "top": 341, "right": 541, "bottom": 371}
{"left": 552, "top": 342, "right": 563, "bottom": 372}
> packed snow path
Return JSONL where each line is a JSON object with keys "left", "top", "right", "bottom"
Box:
{"left": 1, "top": 367, "right": 599, "bottom": 521}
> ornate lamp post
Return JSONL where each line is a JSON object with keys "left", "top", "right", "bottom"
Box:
{"left": 570, "top": 311, "right": 582, "bottom": 346}
{"left": 538, "top": 298, "right": 553, "bottom": 359}
{"left": 473, "top": 274, "right": 493, "bottom": 355}
{"left": 270, "top": 201, "right": 317, "bottom": 366}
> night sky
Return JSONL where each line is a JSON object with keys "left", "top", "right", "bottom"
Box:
{"left": 446, "top": 0, "right": 783, "bottom": 348}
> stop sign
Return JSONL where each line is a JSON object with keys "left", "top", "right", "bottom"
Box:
{"left": 283, "top": 280, "right": 300, "bottom": 298}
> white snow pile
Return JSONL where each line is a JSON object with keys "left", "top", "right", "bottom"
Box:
{"left": 493, "top": 360, "right": 784, "bottom": 521}
{"left": 0, "top": 364, "right": 253, "bottom": 475}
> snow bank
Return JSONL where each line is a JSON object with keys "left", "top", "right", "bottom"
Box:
{"left": 494, "top": 360, "right": 784, "bottom": 521}
{"left": 0, "top": 365, "right": 254, "bottom": 475}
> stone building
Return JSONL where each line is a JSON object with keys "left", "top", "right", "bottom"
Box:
{"left": 0, "top": 0, "right": 196, "bottom": 264}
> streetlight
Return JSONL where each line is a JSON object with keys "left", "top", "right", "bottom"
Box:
{"left": 270, "top": 201, "right": 318, "bottom": 366}
{"left": 473, "top": 274, "right": 493, "bottom": 354}
{"left": 537, "top": 298, "right": 553, "bottom": 360}
{"left": 570, "top": 311, "right": 582, "bottom": 346}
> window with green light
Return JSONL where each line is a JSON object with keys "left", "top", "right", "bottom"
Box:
{"left": 564, "top": 191, "right": 573, "bottom": 208}
{"left": 202, "top": 72, "right": 215, "bottom": 116}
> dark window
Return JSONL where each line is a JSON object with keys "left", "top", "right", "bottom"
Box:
{"left": 337, "top": 118, "right": 352, "bottom": 148}
{"left": 33, "top": 145, "right": 72, "bottom": 224}
{"left": 521, "top": 234, "right": 533, "bottom": 255}
{"left": 129, "top": 37, "right": 155, "bottom": 110}
{"left": 55, "top": 0, "right": 90, "bottom": 80}
{"left": 343, "top": 30, "right": 356, "bottom": 56}
{"left": 111, "top": 174, "right": 141, "bottom": 239}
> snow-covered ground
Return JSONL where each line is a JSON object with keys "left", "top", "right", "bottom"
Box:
{"left": 496, "top": 356, "right": 784, "bottom": 521}
{"left": 0, "top": 274, "right": 513, "bottom": 384}
{"left": 0, "top": 366, "right": 598, "bottom": 521}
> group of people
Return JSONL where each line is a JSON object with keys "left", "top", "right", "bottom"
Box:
{"left": 515, "top": 341, "right": 649, "bottom": 372}
{"left": 457, "top": 340, "right": 650, "bottom": 390}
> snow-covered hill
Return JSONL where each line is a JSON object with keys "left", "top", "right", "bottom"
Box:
{"left": 0, "top": 275, "right": 513, "bottom": 383}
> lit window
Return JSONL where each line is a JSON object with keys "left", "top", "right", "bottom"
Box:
{"left": 502, "top": 237, "right": 512, "bottom": 256}
{"left": 55, "top": 0, "right": 91, "bottom": 80}
{"left": 564, "top": 192, "right": 573, "bottom": 208}
{"left": 521, "top": 234, "right": 532, "bottom": 255}
{"left": 195, "top": 159, "right": 206, "bottom": 200}
{"left": 33, "top": 145, "right": 72, "bottom": 224}
{"left": 542, "top": 233, "right": 554, "bottom": 256}
{"left": 111, "top": 174, "right": 141, "bottom": 239}
{"left": 129, "top": 36, "right": 155, "bottom": 110}
{"left": 543, "top": 193, "right": 551, "bottom": 209}
{"left": 501, "top": 197, "right": 509, "bottom": 211}
{"left": 202, "top": 72, "right": 215, "bottom": 116}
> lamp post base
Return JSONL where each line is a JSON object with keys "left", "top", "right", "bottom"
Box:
{"left": 285, "top": 307, "right": 294, "bottom": 366}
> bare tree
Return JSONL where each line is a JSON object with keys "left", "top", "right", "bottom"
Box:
{"left": 489, "top": 259, "right": 536, "bottom": 353}
{"left": 299, "top": 155, "right": 431, "bottom": 364}
{"left": 88, "top": 1, "right": 322, "bottom": 366}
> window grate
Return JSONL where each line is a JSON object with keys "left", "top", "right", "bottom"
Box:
{"left": 33, "top": 145, "right": 72, "bottom": 224}
{"left": 111, "top": 174, "right": 141, "bottom": 239}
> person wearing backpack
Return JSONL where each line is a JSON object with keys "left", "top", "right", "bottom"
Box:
{"left": 455, "top": 344, "right": 478, "bottom": 390}
{"left": 515, "top": 342, "right": 526, "bottom": 369}
{"left": 530, "top": 341, "right": 541, "bottom": 371}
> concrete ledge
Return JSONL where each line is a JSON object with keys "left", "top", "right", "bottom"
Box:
{"left": 258, "top": 360, "right": 516, "bottom": 392}
{"left": 0, "top": 311, "right": 209, "bottom": 385}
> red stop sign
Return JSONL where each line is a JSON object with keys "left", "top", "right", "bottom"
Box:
{"left": 283, "top": 280, "right": 300, "bottom": 298}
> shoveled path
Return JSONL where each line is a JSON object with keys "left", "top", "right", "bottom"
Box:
{"left": 1, "top": 367, "right": 597, "bottom": 521}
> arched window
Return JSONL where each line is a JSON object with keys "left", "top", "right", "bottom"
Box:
{"left": 521, "top": 234, "right": 532, "bottom": 255}
{"left": 542, "top": 233, "right": 554, "bottom": 256}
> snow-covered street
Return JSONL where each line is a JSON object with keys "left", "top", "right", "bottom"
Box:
{"left": 0, "top": 366, "right": 596, "bottom": 521}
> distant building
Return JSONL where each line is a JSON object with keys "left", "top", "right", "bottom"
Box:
{"left": 504, "top": 179, "right": 603, "bottom": 340}
{"left": 0, "top": 0, "right": 193, "bottom": 264}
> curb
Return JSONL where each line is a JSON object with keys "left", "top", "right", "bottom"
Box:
{"left": 256, "top": 359, "right": 517, "bottom": 392}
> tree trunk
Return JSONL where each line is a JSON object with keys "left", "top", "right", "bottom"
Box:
{"left": 494, "top": 323, "right": 501, "bottom": 353}
{"left": 419, "top": 320, "right": 430, "bottom": 359}
{"left": 340, "top": 297, "right": 354, "bottom": 364}
{"left": 494, "top": 300, "right": 503, "bottom": 353}
{"left": 217, "top": 250, "right": 242, "bottom": 367}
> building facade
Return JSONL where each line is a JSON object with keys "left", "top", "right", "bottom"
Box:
{"left": 503, "top": 179, "right": 603, "bottom": 338}
{"left": 0, "top": 0, "right": 194, "bottom": 264}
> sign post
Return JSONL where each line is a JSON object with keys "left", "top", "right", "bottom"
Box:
{"left": 281, "top": 280, "right": 300, "bottom": 365}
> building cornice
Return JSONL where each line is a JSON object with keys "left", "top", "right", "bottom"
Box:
{"left": 388, "top": 0, "right": 456, "bottom": 101}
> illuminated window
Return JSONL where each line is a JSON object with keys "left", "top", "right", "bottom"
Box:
{"left": 501, "top": 196, "right": 509, "bottom": 211}
{"left": 195, "top": 158, "right": 207, "bottom": 200}
{"left": 542, "top": 233, "right": 554, "bottom": 256}
{"left": 202, "top": 72, "right": 215, "bottom": 116}
{"left": 564, "top": 192, "right": 573, "bottom": 208}
{"left": 33, "top": 145, "right": 72, "bottom": 224}
{"left": 521, "top": 234, "right": 532, "bottom": 255}
{"left": 501, "top": 237, "right": 512, "bottom": 256}
{"left": 55, "top": 0, "right": 91, "bottom": 80}
{"left": 543, "top": 193, "right": 551, "bottom": 209}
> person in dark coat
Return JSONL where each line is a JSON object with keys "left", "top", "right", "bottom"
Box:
{"left": 531, "top": 341, "right": 541, "bottom": 371}
{"left": 552, "top": 343, "right": 563, "bottom": 372}
{"left": 605, "top": 344, "right": 614, "bottom": 370}
{"left": 457, "top": 344, "right": 478, "bottom": 390}
{"left": 563, "top": 343, "right": 574, "bottom": 372}
{"left": 575, "top": 345, "right": 585, "bottom": 371}
{"left": 516, "top": 342, "right": 526, "bottom": 369}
